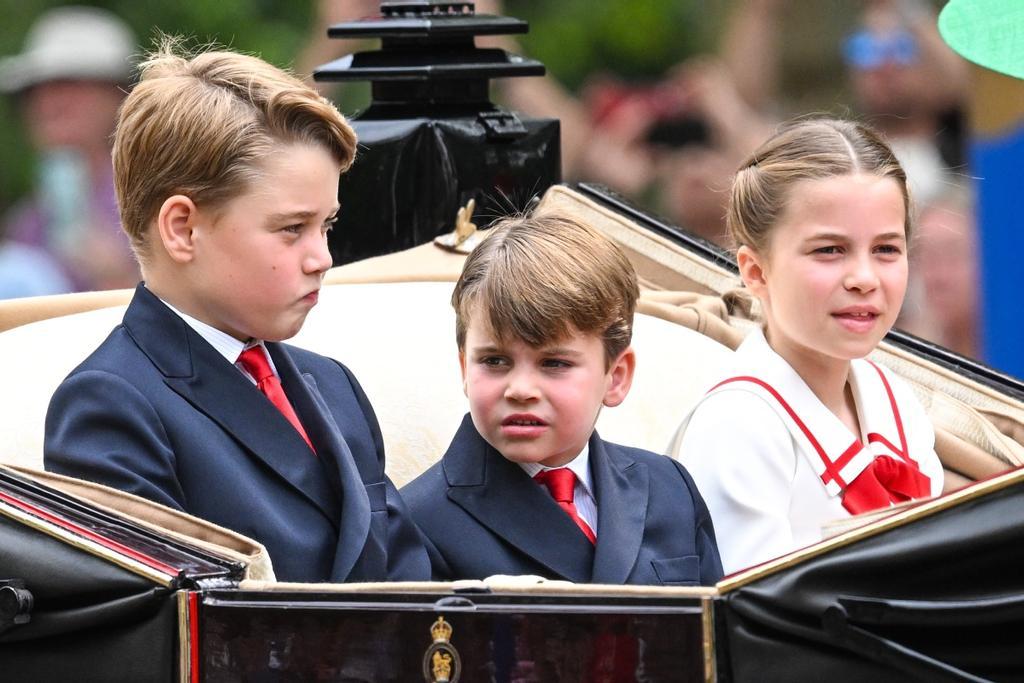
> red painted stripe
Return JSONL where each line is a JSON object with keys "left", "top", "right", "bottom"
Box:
{"left": 189, "top": 591, "right": 200, "bottom": 683}
{"left": 710, "top": 376, "right": 853, "bottom": 488}
{"left": 0, "top": 489, "right": 180, "bottom": 577}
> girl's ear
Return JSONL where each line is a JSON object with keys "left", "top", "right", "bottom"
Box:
{"left": 156, "top": 194, "right": 199, "bottom": 264}
{"left": 737, "top": 245, "right": 769, "bottom": 299}
{"left": 603, "top": 346, "right": 636, "bottom": 408}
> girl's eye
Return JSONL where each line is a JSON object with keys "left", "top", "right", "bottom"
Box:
{"left": 812, "top": 245, "right": 842, "bottom": 255}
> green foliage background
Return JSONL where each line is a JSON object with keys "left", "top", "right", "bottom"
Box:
{"left": 0, "top": 0, "right": 319, "bottom": 214}
{"left": 0, "top": 0, "right": 860, "bottom": 214}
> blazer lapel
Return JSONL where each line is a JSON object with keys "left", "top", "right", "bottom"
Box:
{"left": 268, "top": 345, "right": 372, "bottom": 580}
{"left": 443, "top": 415, "right": 595, "bottom": 583}
{"left": 589, "top": 434, "right": 649, "bottom": 584}
{"left": 123, "top": 285, "right": 341, "bottom": 526}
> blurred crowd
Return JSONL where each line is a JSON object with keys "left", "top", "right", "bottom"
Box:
{"left": 0, "top": 6, "right": 139, "bottom": 297}
{"left": 0, "top": 1, "right": 982, "bottom": 359}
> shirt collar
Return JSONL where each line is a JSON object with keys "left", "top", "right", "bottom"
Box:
{"left": 153, "top": 290, "right": 272, "bottom": 373}
{"left": 732, "top": 327, "right": 908, "bottom": 496}
{"left": 518, "top": 442, "right": 593, "bottom": 497}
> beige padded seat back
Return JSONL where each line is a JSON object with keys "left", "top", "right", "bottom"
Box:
{"left": 0, "top": 305, "right": 127, "bottom": 469}
{"left": 0, "top": 281, "right": 734, "bottom": 486}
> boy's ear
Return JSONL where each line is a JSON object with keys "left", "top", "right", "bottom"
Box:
{"left": 603, "top": 346, "right": 636, "bottom": 408}
{"left": 736, "top": 245, "right": 768, "bottom": 298}
{"left": 156, "top": 194, "right": 200, "bottom": 264}
{"left": 458, "top": 348, "right": 468, "bottom": 397}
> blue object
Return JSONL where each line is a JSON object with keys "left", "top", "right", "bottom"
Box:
{"left": 971, "top": 123, "right": 1024, "bottom": 380}
{"left": 842, "top": 29, "right": 919, "bottom": 70}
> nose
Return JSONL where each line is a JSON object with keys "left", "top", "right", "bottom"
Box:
{"left": 504, "top": 367, "right": 540, "bottom": 403}
{"left": 304, "top": 231, "right": 334, "bottom": 276}
{"left": 844, "top": 253, "right": 880, "bottom": 293}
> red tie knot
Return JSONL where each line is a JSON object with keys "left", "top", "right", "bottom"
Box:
{"left": 238, "top": 346, "right": 274, "bottom": 384}
{"left": 534, "top": 468, "right": 577, "bottom": 504}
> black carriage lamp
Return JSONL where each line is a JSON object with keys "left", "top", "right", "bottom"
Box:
{"left": 314, "top": 1, "right": 560, "bottom": 264}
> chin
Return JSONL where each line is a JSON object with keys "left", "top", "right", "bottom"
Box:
{"left": 499, "top": 449, "right": 545, "bottom": 465}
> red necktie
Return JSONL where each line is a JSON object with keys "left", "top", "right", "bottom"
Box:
{"left": 534, "top": 468, "right": 596, "bottom": 544}
{"left": 237, "top": 346, "right": 315, "bottom": 454}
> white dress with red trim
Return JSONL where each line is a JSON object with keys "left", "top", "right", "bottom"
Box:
{"left": 670, "top": 328, "right": 943, "bottom": 575}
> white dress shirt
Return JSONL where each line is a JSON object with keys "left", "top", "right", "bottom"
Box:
{"left": 155, "top": 290, "right": 278, "bottom": 383}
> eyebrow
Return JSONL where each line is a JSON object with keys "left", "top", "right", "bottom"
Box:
{"left": 805, "top": 231, "right": 906, "bottom": 242}
{"left": 539, "top": 347, "right": 585, "bottom": 357}
{"left": 268, "top": 206, "right": 340, "bottom": 223}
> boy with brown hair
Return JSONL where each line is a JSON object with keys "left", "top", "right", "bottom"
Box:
{"left": 43, "top": 42, "right": 430, "bottom": 583}
{"left": 401, "top": 211, "right": 723, "bottom": 585}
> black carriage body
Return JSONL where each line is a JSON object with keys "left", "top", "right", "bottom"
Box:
{"left": 197, "top": 589, "right": 707, "bottom": 682}
{"left": 6, "top": 453, "right": 1024, "bottom": 680}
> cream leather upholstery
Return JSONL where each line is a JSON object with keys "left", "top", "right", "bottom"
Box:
{"left": 0, "top": 280, "right": 733, "bottom": 486}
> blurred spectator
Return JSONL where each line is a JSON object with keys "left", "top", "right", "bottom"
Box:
{"left": 0, "top": 5, "right": 140, "bottom": 296}
{"left": 480, "top": 0, "right": 771, "bottom": 245}
{"left": 723, "top": 0, "right": 969, "bottom": 205}
{"left": 901, "top": 185, "right": 980, "bottom": 359}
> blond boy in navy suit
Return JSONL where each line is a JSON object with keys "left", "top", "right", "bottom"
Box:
{"left": 44, "top": 42, "right": 429, "bottom": 583}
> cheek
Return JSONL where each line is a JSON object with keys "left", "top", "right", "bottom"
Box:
{"left": 463, "top": 370, "right": 497, "bottom": 405}
{"left": 769, "top": 265, "right": 833, "bottom": 308}
{"left": 886, "top": 265, "right": 909, "bottom": 301}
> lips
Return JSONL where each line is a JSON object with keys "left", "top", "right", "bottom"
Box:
{"left": 302, "top": 290, "right": 320, "bottom": 305}
{"left": 500, "top": 414, "right": 548, "bottom": 438}
{"left": 502, "top": 414, "right": 547, "bottom": 427}
{"left": 832, "top": 306, "right": 881, "bottom": 333}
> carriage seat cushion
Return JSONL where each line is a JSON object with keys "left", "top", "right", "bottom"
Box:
{"left": 0, "top": 281, "right": 734, "bottom": 486}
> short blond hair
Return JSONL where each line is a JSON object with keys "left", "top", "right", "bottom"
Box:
{"left": 728, "top": 118, "right": 910, "bottom": 254}
{"left": 452, "top": 210, "right": 639, "bottom": 366}
{"left": 113, "top": 40, "right": 357, "bottom": 261}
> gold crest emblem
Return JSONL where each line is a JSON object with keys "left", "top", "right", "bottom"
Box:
{"left": 422, "top": 616, "right": 461, "bottom": 683}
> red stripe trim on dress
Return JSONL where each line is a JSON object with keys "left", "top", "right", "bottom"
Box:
{"left": 710, "top": 376, "right": 856, "bottom": 488}
{"left": 0, "top": 489, "right": 180, "bottom": 577}
{"left": 866, "top": 361, "right": 915, "bottom": 465}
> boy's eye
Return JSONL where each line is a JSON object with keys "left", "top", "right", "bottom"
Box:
{"left": 282, "top": 224, "right": 304, "bottom": 235}
{"left": 480, "top": 356, "right": 508, "bottom": 368}
{"left": 874, "top": 243, "right": 903, "bottom": 256}
{"left": 542, "top": 358, "right": 572, "bottom": 370}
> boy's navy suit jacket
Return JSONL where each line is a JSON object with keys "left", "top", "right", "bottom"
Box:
{"left": 402, "top": 415, "right": 724, "bottom": 586}
{"left": 44, "top": 284, "right": 430, "bottom": 583}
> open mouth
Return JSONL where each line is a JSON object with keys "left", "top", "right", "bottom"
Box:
{"left": 502, "top": 416, "right": 547, "bottom": 427}
{"left": 832, "top": 310, "right": 881, "bottom": 332}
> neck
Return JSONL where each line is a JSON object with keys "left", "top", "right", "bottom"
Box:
{"left": 764, "top": 327, "right": 851, "bottom": 416}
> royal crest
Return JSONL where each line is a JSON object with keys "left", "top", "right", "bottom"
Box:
{"left": 422, "top": 616, "right": 461, "bottom": 683}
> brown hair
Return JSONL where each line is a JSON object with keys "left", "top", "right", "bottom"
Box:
{"left": 452, "top": 210, "right": 639, "bottom": 366}
{"left": 113, "top": 38, "right": 357, "bottom": 261}
{"left": 727, "top": 118, "right": 910, "bottom": 254}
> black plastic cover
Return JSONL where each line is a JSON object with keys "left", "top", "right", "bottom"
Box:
{"left": 718, "top": 477, "right": 1024, "bottom": 681}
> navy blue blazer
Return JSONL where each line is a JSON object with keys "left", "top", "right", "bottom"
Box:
{"left": 402, "top": 415, "right": 723, "bottom": 586}
{"left": 44, "top": 284, "right": 430, "bottom": 583}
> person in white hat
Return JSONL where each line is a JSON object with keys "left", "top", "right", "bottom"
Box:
{"left": 0, "top": 5, "right": 140, "bottom": 296}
